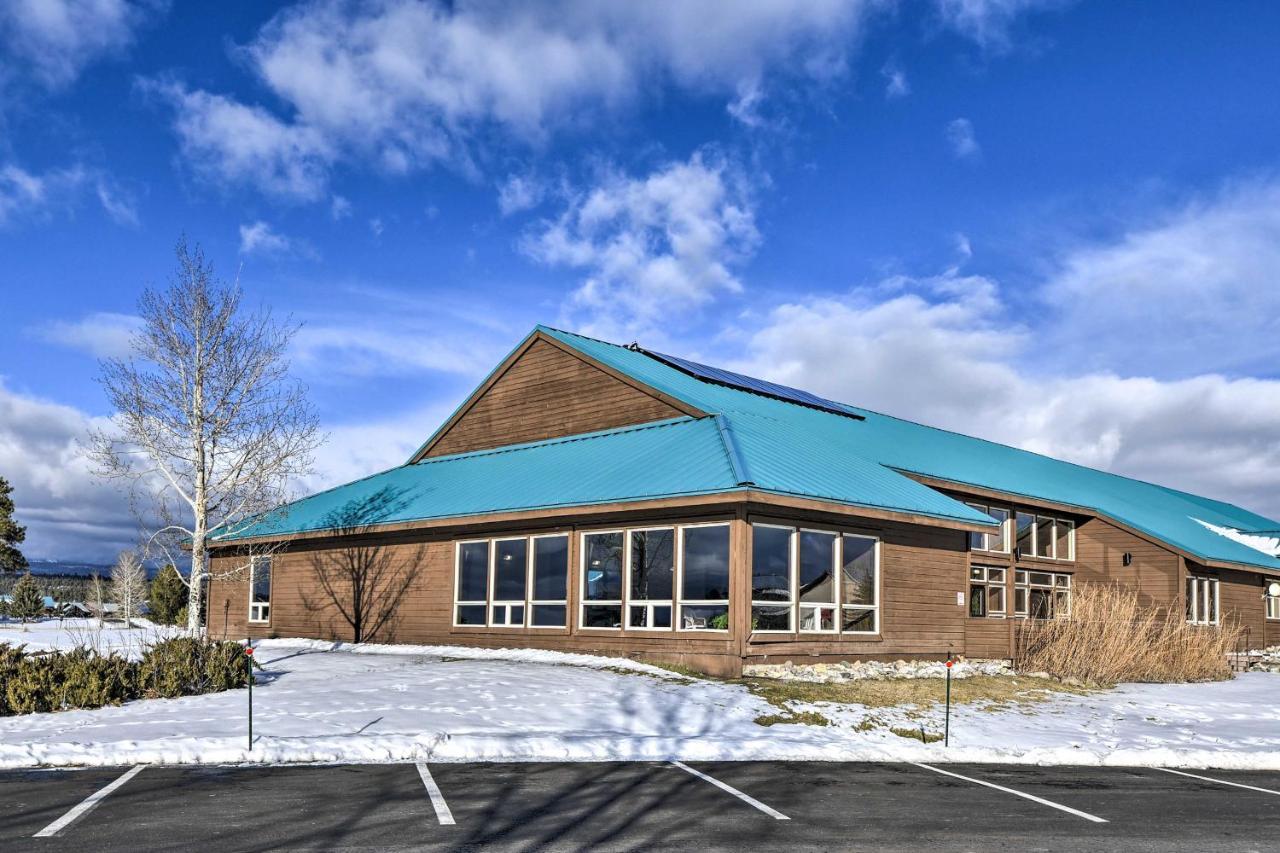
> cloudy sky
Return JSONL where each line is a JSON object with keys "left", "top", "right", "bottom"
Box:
{"left": 3, "top": 0, "right": 1279, "bottom": 562}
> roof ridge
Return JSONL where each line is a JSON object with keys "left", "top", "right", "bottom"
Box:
{"left": 414, "top": 415, "right": 704, "bottom": 465}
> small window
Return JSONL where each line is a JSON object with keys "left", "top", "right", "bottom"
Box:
{"left": 455, "top": 541, "right": 490, "bottom": 625}
{"left": 798, "top": 530, "right": 838, "bottom": 633}
{"left": 680, "top": 524, "right": 731, "bottom": 631}
{"left": 248, "top": 556, "right": 272, "bottom": 623}
{"left": 841, "top": 534, "right": 879, "bottom": 633}
{"left": 966, "top": 504, "right": 1010, "bottom": 553}
{"left": 1268, "top": 579, "right": 1280, "bottom": 621}
{"left": 582, "top": 532, "right": 624, "bottom": 629}
{"left": 1056, "top": 520, "right": 1075, "bottom": 561}
{"left": 627, "top": 528, "right": 675, "bottom": 630}
{"left": 1035, "top": 517, "right": 1055, "bottom": 558}
{"left": 1186, "top": 575, "right": 1219, "bottom": 626}
{"left": 1016, "top": 512, "right": 1035, "bottom": 556}
{"left": 491, "top": 538, "right": 528, "bottom": 627}
{"left": 969, "top": 565, "right": 1006, "bottom": 618}
{"left": 1014, "top": 569, "right": 1070, "bottom": 619}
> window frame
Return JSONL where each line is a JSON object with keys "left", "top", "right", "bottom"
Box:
{"left": 676, "top": 522, "right": 732, "bottom": 633}
{"left": 969, "top": 565, "right": 1007, "bottom": 618}
{"left": 624, "top": 526, "right": 677, "bottom": 632}
{"left": 966, "top": 503, "right": 1010, "bottom": 554}
{"left": 1013, "top": 569, "right": 1071, "bottom": 619}
{"left": 1015, "top": 514, "right": 1076, "bottom": 562}
{"left": 796, "top": 527, "right": 840, "bottom": 635}
{"left": 453, "top": 533, "right": 570, "bottom": 629}
{"left": 528, "top": 533, "right": 570, "bottom": 629}
{"left": 489, "top": 536, "right": 530, "bottom": 628}
{"left": 248, "top": 555, "right": 272, "bottom": 624}
{"left": 750, "top": 523, "right": 797, "bottom": 634}
{"left": 1186, "top": 575, "right": 1220, "bottom": 626}
{"left": 580, "top": 529, "right": 626, "bottom": 631}
{"left": 1268, "top": 578, "right": 1280, "bottom": 621}
{"left": 839, "top": 532, "right": 881, "bottom": 635}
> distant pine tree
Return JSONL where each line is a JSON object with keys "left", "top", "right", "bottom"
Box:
{"left": 0, "top": 476, "right": 28, "bottom": 573}
{"left": 149, "top": 565, "right": 187, "bottom": 625}
{"left": 10, "top": 573, "right": 43, "bottom": 623}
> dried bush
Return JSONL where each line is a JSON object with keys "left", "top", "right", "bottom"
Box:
{"left": 1014, "top": 582, "right": 1242, "bottom": 686}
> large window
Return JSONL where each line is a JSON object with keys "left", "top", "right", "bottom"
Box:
{"left": 581, "top": 531, "right": 624, "bottom": 629}
{"left": 1014, "top": 513, "right": 1074, "bottom": 561}
{"left": 628, "top": 528, "right": 675, "bottom": 629}
{"left": 969, "top": 565, "right": 1006, "bottom": 618}
{"left": 748, "top": 524, "right": 878, "bottom": 635}
{"left": 455, "top": 534, "right": 570, "bottom": 628}
{"left": 1186, "top": 575, "right": 1219, "bottom": 626}
{"left": 248, "top": 555, "right": 271, "bottom": 623}
{"left": 1015, "top": 570, "right": 1070, "bottom": 619}
{"left": 680, "top": 524, "right": 732, "bottom": 631}
{"left": 966, "top": 503, "right": 1010, "bottom": 553}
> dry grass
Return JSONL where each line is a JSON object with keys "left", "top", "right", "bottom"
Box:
{"left": 1014, "top": 582, "right": 1242, "bottom": 686}
{"left": 742, "top": 674, "right": 1087, "bottom": 710}
{"left": 754, "top": 710, "right": 831, "bottom": 727}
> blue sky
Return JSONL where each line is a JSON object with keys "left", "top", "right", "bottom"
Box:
{"left": 3, "top": 0, "right": 1280, "bottom": 561}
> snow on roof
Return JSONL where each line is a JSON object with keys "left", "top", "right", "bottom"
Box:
{"left": 1194, "top": 519, "right": 1280, "bottom": 560}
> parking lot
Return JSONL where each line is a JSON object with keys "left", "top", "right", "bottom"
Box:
{"left": 2, "top": 760, "right": 1278, "bottom": 852}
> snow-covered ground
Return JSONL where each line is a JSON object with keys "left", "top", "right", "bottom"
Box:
{"left": 1, "top": 636, "right": 1278, "bottom": 771}
{"left": 0, "top": 617, "right": 185, "bottom": 659}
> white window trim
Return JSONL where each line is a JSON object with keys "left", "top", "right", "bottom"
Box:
{"left": 797, "top": 527, "right": 840, "bottom": 634}
{"left": 840, "top": 533, "right": 881, "bottom": 635}
{"left": 248, "top": 555, "right": 272, "bottom": 624}
{"left": 1186, "top": 575, "right": 1220, "bottom": 626}
{"left": 580, "top": 529, "right": 625, "bottom": 631}
{"left": 453, "top": 534, "right": 570, "bottom": 629}
{"left": 528, "top": 532, "right": 570, "bottom": 629}
{"left": 1013, "top": 569, "right": 1072, "bottom": 619}
{"left": 750, "top": 523, "right": 797, "bottom": 634}
{"left": 489, "top": 536, "right": 529, "bottom": 628}
{"left": 624, "top": 526, "right": 677, "bottom": 631}
{"left": 1015, "top": 514, "right": 1076, "bottom": 562}
{"left": 453, "top": 539, "right": 491, "bottom": 628}
{"left": 966, "top": 503, "right": 1011, "bottom": 554}
{"left": 969, "top": 564, "right": 1007, "bottom": 618}
{"left": 676, "top": 522, "right": 732, "bottom": 633}
{"left": 1267, "top": 578, "right": 1280, "bottom": 621}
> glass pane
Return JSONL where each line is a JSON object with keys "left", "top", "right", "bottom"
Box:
{"left": 1016, "top": 570, "right": 1028, "bottom": 585}
{"left": 584, "top": 532, "right": 624, "bottom": 601}
{"left": 1206, "top": 581, "right": 1217, "bottom": 623}
{"left": 988, "top": 567, "right": 1006, "bottom": 583}
{"left": 842, "top": 607, "right": 876, "bottom": 633}
{"left": 1030, "top": 572, "right": 1052, "bottom": 586}
{"left": 989, "top": 508, "right": 1010, "bottom": 551}
{"left": 1016, "top": 512, "right": 1034, "bottom": 554}
{"left": 989, "top": 586, "right": 1006, "bottom": 613}
{"left": 1030, "top": 588, "right": 1052, "bottom": 619}
{"left": 1015, "top": 588, "right": 1027, "bottom": 615}
{"left": 970, "top": 566, "right": 985, "bottom": 581}
{"left": 1056, "top": 520, "right": 1073, "bottom": 560}
{"left": 1036, "top": 517, "right": 1054, "bottom": 558}
{"left": 682, "top": 525, "right": 731, "bottom": 602}
{"left": 752, "top": 525, "right": 792, "bottom": 602}
{"left": 752, "top": 604, "right": 792, "bottom": 632}
{"left": 458, "top": 542, "right": 489, "bottom": 602}
{"left": 652, "top": 604, "right": 672, "bottom": 629}
{"left": 630, "top": 528, "right": 675, "bottom": 601}
{"left": 1052, "top": 591, "right": 1068, "bottom": 618}
{"left": 680, "top": 604, "right": 729, "bottom": 630}
{"left": 967, "top": 503, "right": 987, "bottom": 550}
{"left": 531, "top": 604, "right": 566, "bottom": 627}
{"left": 251, "top": 558, "right": 271, "bottom": 603}
{"left": 532, "top": 535, "right": 569, "bottom": 601}
{"left": 841, "top": 535, "right": 877, "bottom": 606}
{"left": 799, "top": 531, "right": 837, "bottom": 603}
{"left": 494, "top": 539, "right": 528, "bottom": 601}
{"left": 456, "top": 604, "right": 486, "bottom": 625}
{"left": 969, "top": 585, "right": 986, "bottom": 617}
{"left": 582, "top": 604, "right": 622, "bottom": 628}
{"left": 1186, "top": 576, "right": 1196, "bottom": 621}
{"left": 800, "top": 605, "right": 836, "bottom": 631}
{"left": 629, "top": 605, "right": 652, "bottom": 627}
{"left": 511, "top": 605, "right": 524, "bottom": 624}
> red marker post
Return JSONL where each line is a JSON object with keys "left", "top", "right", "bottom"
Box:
{"left": 944, "top": 655, "right": 953, "bottom": 747}
{"left": 245, "top": 644, "right": 255, "bottom": 751}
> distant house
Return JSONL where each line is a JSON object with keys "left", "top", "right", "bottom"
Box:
{"left": 207, "top": 326, "right": 1280, "bottom": 675}
{"left": 60, "top": 601, "right": 93, "bottom": 618}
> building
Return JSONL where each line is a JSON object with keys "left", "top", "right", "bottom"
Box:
{"left": 207, "top": 326, "right": 1280, "bottom": 675}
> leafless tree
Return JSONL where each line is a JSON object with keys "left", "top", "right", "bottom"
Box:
{"left": 90, "top": 570, "right": 106, "bottom": 629}
{"left": 87, "top": 239, "right": 322, "bottom": 633}
{"left": 111, "top": 550, "right": 147, "bottom": 627}
{"left": 301, "top": 487, "right": 419, "bottom": 643}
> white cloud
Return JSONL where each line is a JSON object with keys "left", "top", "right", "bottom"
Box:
{"left": 1, "top": 161, "right": 139, "bottom": 228}
{"left": 330, "top": 195, "right": 352, "bottom": 220}
{"left": 880, "top": 60, "right": 909, "bottom": 99}
{"left": 1040, "top": 178, "right": 1280, "bottom": 377}
{"left": 731, "top": 270, "right": 1280, "bottom": 521}
{"left": 946, "top": 117, "right": 980, "bottom": 160}
{"left": 36, "top": 311, "right": 141, "bottom": 358}
{"left": 934, "top": 0, "right": 1070, "bottom": 51}
{"left": 0, "top": 0, "right": 158, "bottom": 90}
{"left": 155, "top": 0, "right": 872, "bottom": 198}
{"left": 497, "top": 173, "right": 545, "bottom": 216}
{"left": 523, "top": 151, "right": 760, "bottom": 341}
{"left": 238, "top": 220, "right": 292, "bottom": 255}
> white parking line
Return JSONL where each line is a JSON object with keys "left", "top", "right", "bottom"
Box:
{"left": 416, "top": 762, "right": 456, "bottom": 825}
{"left": 911, "top": 763, "right": 1108, "bottom": 824}
{"left": 670, "top": 761, "right": 789, "bottom": 820}
{"left": 33, "top": 764, "right": 146, "bottom": 837}
{"left": 1158, "top": 767, "right": 1280, "bottom": 796}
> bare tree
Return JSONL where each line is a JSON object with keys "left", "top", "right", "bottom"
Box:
{"left": 88, "top": 239, "right": 322, "bottom": 633}
{"left": 301, "top": 487, "right": 419, "bottom": 643}
{"left": 112, "top": 550, "right": 147, "bottom": 628}
{"left": 90, "top": 570, "right": 106, "bottom": 629}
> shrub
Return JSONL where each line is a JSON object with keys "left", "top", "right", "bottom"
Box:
{"left": 1014, "top": 582, "right": 1243, "bottom": 686}
{"left": 148, "top": 565, "right": 186, "bottom": 625}
{"left": 9, "top": 572, "right": 44, "bottom": 622}
{"left": 138, "top": 637, "right": 249, "bottom": 698}
{"left": 3, "top": 648, "right": 138, "bottom": 714}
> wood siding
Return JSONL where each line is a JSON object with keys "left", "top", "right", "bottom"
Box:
{"left": 1073, "top": 516, "right": 1181, "bottom": 607}
{"left": 423, "top": 338, "right": 684, "bottom": 458}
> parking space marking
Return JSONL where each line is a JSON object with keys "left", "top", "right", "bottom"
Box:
{"left": 910, "top": 763, "right": 1107, "bottom": 823}
{"left": 416, "top": 762, "right": 456, "bottom": 825}
{"left": 1158, "top": 768, "right": 1280, "bottom": 796}
{"left": 670, "top": 761, "right": 789, "bottom": 820}
{"left": 33, "top": 765, "right": 146, "bottom": 837}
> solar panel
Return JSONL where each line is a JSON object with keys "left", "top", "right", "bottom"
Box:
{"left": 644, "top": 349, "right": 864, "bottom": 420}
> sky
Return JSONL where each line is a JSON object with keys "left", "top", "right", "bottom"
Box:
{"left": 2, "top": 0, "right": 1279, "bottom": 563}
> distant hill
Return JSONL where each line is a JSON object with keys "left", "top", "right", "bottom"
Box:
{"left": 21, "top": 559, "right": 173, "bottom": 579}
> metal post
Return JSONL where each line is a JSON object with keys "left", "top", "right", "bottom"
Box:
{"left": 246, "top": 641, "right": 254, "bottom": 751}
{"left": 944, "top": 654, "right": 953, "bottom": 747}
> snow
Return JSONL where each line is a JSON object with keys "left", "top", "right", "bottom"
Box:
{"left": 2, "top": 638, "right": 1280, "bottom": 771}
{"left": 1194, "top": 517, "right": 1280, "bottom": 558}
{"left": 0, "top": 618, "right": 185, "bottom": 660}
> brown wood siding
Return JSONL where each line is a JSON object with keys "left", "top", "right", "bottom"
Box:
{"left": 1073, "top": 517, "right": 1180, "bottom": 607}
{"left": 424, "top": 339, "right": 683, "bottom": 457}
{"left": 1205, "top": 565, "right": 1279, "bottom": 650}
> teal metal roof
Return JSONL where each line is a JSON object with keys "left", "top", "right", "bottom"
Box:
{"left": 537, "top": 326, "right": 1280, "bottom": 572}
